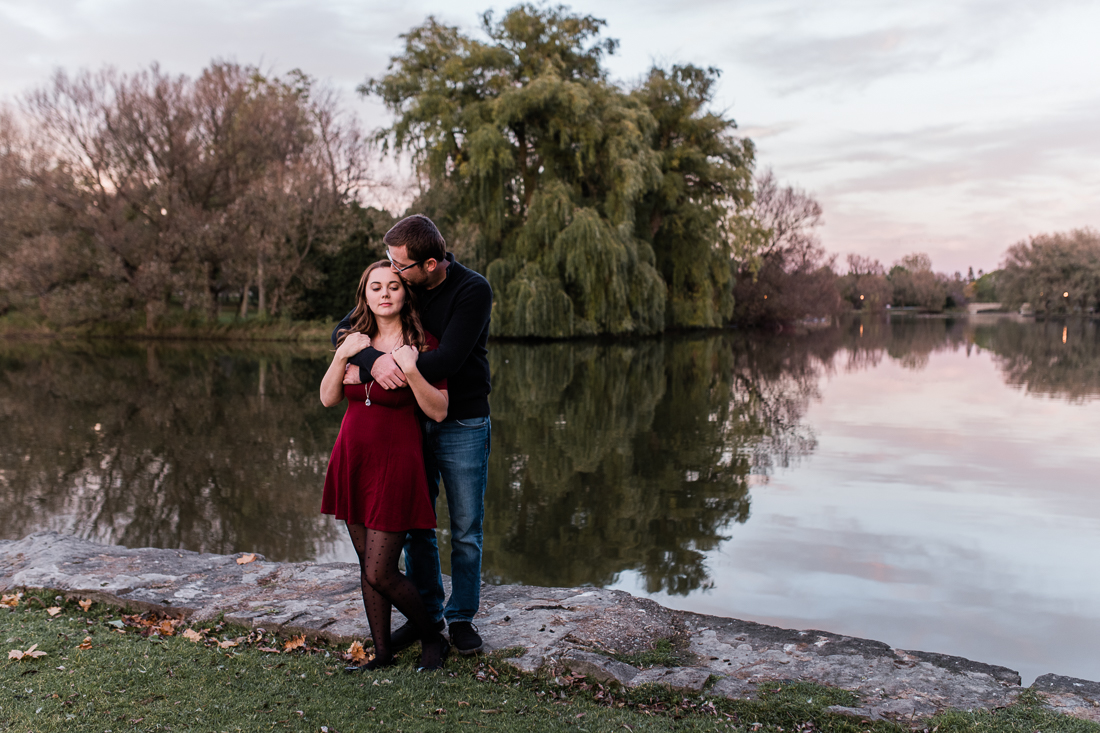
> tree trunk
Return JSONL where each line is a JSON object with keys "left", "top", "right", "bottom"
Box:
{"left": 256, "top": 254, "right": 266, "bottom": 318}
{"left": 258, "top": 358, "right": 267, "bottom": 401}
{"left": 238, "top": 277, "right": 251, "bottom": 319}
{"left": 145, "top": 299, "right": 160, "bottom": 331}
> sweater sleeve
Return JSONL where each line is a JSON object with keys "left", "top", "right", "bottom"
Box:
{"left": 333, "top": 308, "right": 383, "bottom": 374}
{"left": 414, "top": 279, "right": 493, "bottom": 384}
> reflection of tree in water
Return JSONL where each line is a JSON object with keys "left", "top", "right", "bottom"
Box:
{"left": 4, "top": 315, "right": 1090, "bottom": 592}
{"left": 482, "top": 334, "right": 827, "bottom": 595}
{"left": 0, "top": 341, "right": 342, "bottom": 561}
{"left": 978, "top": 319, "right": 1100, "bottom": 402}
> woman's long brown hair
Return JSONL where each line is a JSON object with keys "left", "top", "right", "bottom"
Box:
{"left": 335, "top": 260, "right": 430, "bottom": 352}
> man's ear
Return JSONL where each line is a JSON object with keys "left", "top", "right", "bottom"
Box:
{"left": 423, "top": 258, "right": 439, "bottom": 273}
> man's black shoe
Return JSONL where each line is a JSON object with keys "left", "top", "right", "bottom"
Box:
{"left": 391, "top": 618, "right": 445, "bottom": 653}
{"left": 448, "top": 621, "right": 484, "bottom": 655}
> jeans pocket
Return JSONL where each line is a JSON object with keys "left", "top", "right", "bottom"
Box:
{"left": 453, "top": 416, "right": 488, "bottom": 428}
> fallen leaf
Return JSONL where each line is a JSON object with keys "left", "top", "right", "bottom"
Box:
{"left": 218, "top": 640, "right": 238, "bottom": 649}
{"left": 46, "top": 607, "right": 62, "bottom": 617}
{"left": 258, "top": 646, "right": 280, "bottom": 653}
{"left": 77, "top": 637, "right": 93, "bottom": 650}
{"left": 182, "top": 629, "right": 204, "bottom": 643}
{"left": 106, "top": 620, "right": 124, "bottom": 628}
{"left": 347, "top": 641, "right": 367, "bottom": 663}
{"left": 78, "top": 599, "right": 93, "bottom": 612}
{"left": 236, "top": 553, "right": 257, "bottom": 565}
{"left": 283, "top": 634, "right": 306, "bottom": 652}
{"left": 457, "top": 701, "right": 470, "bottom": 707}
{"left": 9, "top": 644, "right": 47, "bottom": 661}
{"left": 157, "top": 620, "right": 175, "bottom": 637}
{"left": 0, "top": 592, "right": 22, "bottom": 608}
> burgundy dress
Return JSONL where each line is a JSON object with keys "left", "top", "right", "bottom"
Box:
{"left": 320, "top": 341, "right": 444, "bottom": 532}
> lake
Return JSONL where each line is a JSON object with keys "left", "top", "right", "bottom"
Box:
{"left": 1, "top": 315, "right": 1098, "bottom": 684}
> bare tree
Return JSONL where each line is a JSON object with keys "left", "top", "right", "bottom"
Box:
{"left": 5, "top": 62, "right": 371, "bottom": 328}
{"left": 731, "top": 169, "right": 839, "bottom": 326}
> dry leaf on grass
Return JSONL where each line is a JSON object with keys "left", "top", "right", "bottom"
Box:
{"left": 78, "top": 599, "right": 93, "bottom": 612}
{"left": 258, "top": 646, "right": 280, "bottom": 653}
{"left": 236, "top": 553, "right": 257, "bottom": 565}
{"left": 46, "top": 607, "right": 62, "bottom": 617}
{"left": 182, "top": 629, "right": 204, "bottom": 643}
{"left": 157, "top": 620, "right": 176, "bottom": 636}
{"left": 0, "top": 593, "right": 22, "bottom": 608}
{"left": 9, "top": 644, "right": 47, "bottom": 660}
{"left": 283, "top": 634, "right": 306, "bottom": 652}
{"left": 218, "top": 640, "right": 239, "bottom": 649}
{"left": 346, "top": 640, "right": 368, "bottom": 663}
{"left": 77, "top": 637, "right": 93, "bottom": 650}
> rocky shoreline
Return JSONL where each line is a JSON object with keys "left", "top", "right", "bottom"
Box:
{"left": 2, "top": 531, "right": 1097, "bottom": 723}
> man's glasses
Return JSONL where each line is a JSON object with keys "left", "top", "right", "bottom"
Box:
{"left": 386, "top": 249, "right": 423, "bottom": 273}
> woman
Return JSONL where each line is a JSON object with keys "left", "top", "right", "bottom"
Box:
{"left": 319, "top": 260, "right": 449, "bottom": 671}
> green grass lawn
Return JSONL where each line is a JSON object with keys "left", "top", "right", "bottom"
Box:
{"left": 2, "top": 594, "right": 1097, "bottom": 733}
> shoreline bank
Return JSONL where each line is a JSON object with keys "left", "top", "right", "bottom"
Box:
{"left": 2, "top": 531, "right": 1097, "bottom": 723}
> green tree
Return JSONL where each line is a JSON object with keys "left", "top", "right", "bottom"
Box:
{"left": 632, "top": 66, "right": 754, "bottom": 328}
{"left": 999, "top": 229, "right": 1100, "bottom": 314}
{"left": 887, "top": 253, "right": 948, "bottom": 311}
{"left": 363, "top": 5, "right": 753, "bottom": 336}
{"left": 970, "top": 269, "right": 1001, "bottom": 303}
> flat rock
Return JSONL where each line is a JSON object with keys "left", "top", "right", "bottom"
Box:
{"left": 1032, "top": 675, "right": 1100, "bottom": 722}
{"left": 628, "top": 666, "right": 711, "bottom": 693}
{"left": 2, "top": 531, "right": 1097, "bottom": 721}
{"left": 560, "top": 649, "right": 639, "bottom": 685}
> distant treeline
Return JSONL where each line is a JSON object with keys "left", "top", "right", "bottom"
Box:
{"left": 1, "top": 5, "right": 1096, "bottom": 335}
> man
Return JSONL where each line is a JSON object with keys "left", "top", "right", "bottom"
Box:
{"left": 333, "top": 214, "right": 493, "bottom": 656}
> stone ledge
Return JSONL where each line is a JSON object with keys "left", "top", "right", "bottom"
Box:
{"left": 2, "top": 531, "right": 1097, "bottom": 722}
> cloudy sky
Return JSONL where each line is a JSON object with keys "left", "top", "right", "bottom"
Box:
{"left": 2, "top": 0, "right": 1098, "bottom": 273}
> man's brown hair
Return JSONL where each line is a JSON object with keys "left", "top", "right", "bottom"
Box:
{"left": 383, "top": 214, "right": 446, "bottom": 263}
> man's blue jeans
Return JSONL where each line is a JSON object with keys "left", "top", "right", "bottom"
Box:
{"left": 405, "top": 416, "right": 490, "bottom": 624}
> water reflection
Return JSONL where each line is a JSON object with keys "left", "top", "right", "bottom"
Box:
{"left": 974, "top": 318, "right": 1100, "bottom": 403}
{"left": 1, "top": 315, "right": 1099, "bottom": 577}
{"left": 0, "top": 340, "right": 341, "bottom": 561}
{"left": 482, "top": 335, "right": 822, "bottom": 594}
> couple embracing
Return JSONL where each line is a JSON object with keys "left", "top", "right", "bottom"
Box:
{"left": 318, "top": 214, "right": 492, "bottom": 672}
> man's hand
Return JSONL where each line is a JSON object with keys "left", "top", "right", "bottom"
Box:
{"left": 392, "top": 344, "right": 420, "bottom": 373}
{"left": 371, "top": 354, "right": 408, "bottom": 390}
{"left": 342, "top": 364, "right": 362, "bottom": 385}
{"left": 335, "top": 332, "right": 371, "bottom": 360}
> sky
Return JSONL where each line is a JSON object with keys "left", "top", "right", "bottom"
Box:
{"left": 2, "top": 0, "right": 1098, "bottom": 274}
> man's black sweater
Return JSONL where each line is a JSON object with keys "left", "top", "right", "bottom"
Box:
{"left": 333, "top": 254, "right": 493, "bottom": 420}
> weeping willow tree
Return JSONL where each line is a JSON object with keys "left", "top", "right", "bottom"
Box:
{"left": 633, "top": 66, "right": 755, "bottom": 328}
{"left": 363, "top": 5, "right": 754, "bottom": 336}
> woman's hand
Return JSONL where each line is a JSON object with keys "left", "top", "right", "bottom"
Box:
{"left": 336, "top": 332, "right": 372, "bottom": 360}
{"left": 391, "top": 344, "right": 419, "bottom": 373}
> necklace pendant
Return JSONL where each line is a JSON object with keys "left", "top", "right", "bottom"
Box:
{"left": 364, "top": 398, "right": 371, "bottom": 407}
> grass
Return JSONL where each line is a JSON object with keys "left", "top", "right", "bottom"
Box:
{"left": 2, "top": 595, "right": 1098, "bottom": 733}
{"left": 610, "top": 637, "right": 686, "bottom": 668}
